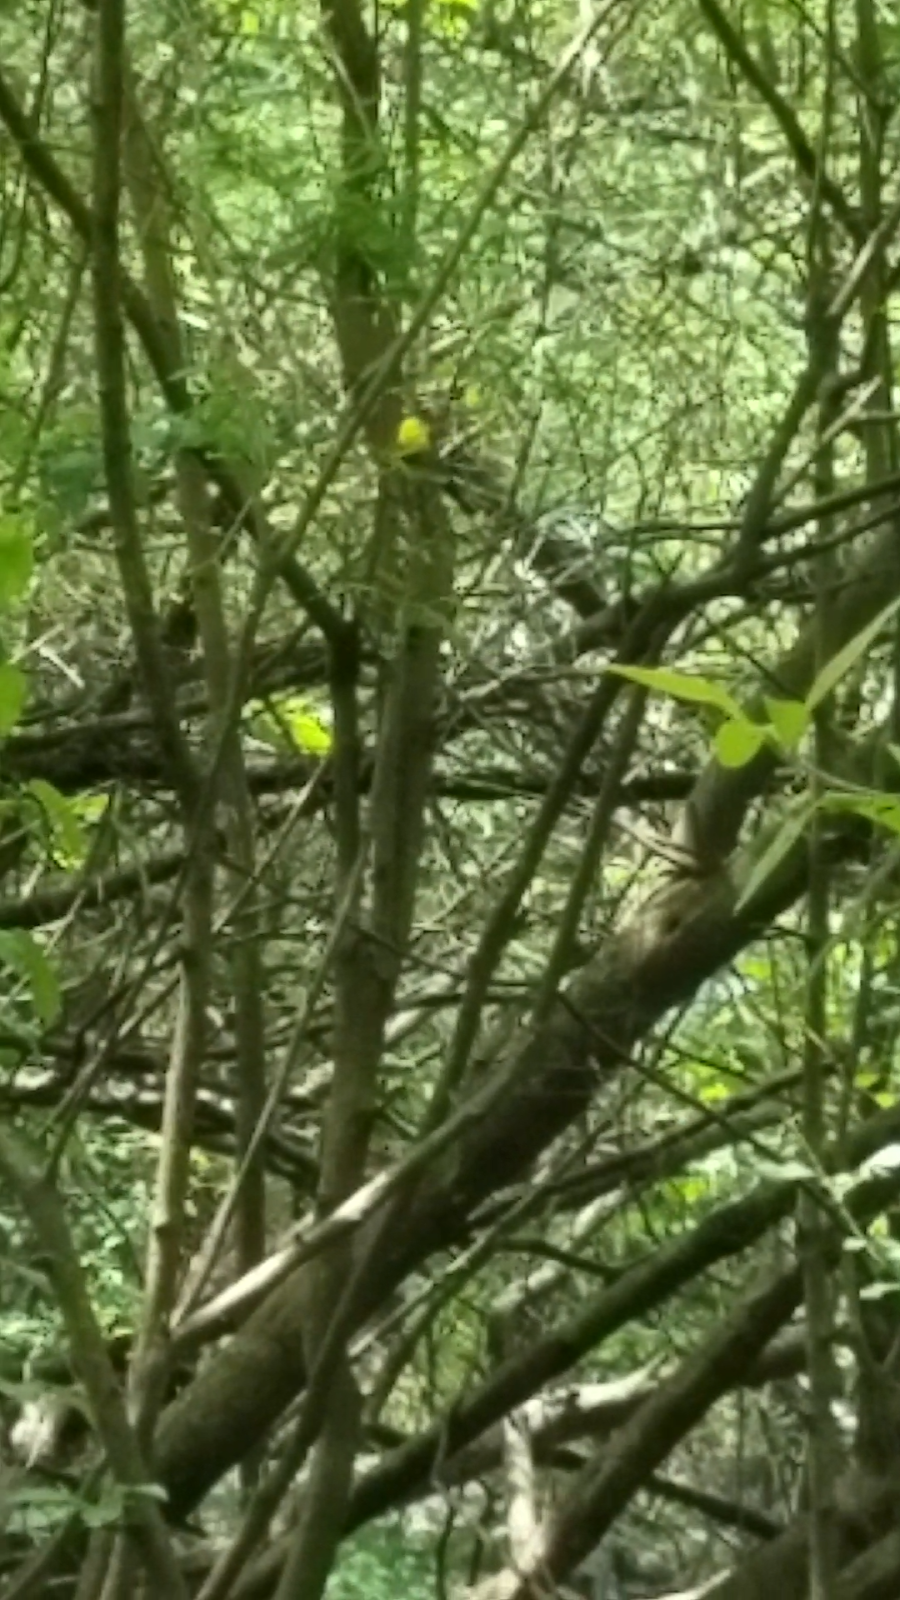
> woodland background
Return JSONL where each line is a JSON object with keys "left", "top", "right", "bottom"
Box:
{"left": 2, "top": 1, "right": 900, "bottom": 1598}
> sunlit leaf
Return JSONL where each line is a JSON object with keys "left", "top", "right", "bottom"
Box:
{"left": 818, "top": 790, "right": 900, "bottom": 836}
{"left": 0, "top": 930, "right": 61, "bottom": 1024}
{"left": 607, "top": 666, "right": 743, "bottom": 720}
{"left": 764, "top": 697, "right": 809, "bottom": 750}
{"left": 28, "top": 779, "right": 87, "bottom": 867}
{"left": 249, "top": 695, "right": 332, "bottom": 757}
{"left": 806, "top": 597, "right": 900, "bottom": 711}
{"left": 714, "top": 717, "right": 766, "bottom": 768}
{"left": 860, "top": 1281, "right": 900, "bottom": 1300}
{"left": 0, "top": 516, "right": 34, "bottom": 606}
{"left": 287, "top": 711, "right": 332, "bottom": 755}
{"left": 0, "top": 663, "right": 26, "bottom": 735}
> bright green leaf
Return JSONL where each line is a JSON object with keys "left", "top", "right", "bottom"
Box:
{"left": 72, "top": 793, "right": 110, "bottom": 825}
{"left": 806, "top": 597, "right": 900, "bottom": 711}
{"left": 28, "top": 779, "right": 87, "bottom": 867}
{"left": 0, "top": 931, "right": 61, "bottom": 1024}
{"left": 765, "top": 698, "right": 809, "bottom": 750}
{"left": 0, "top": 516, "right": 34, "bottom": 606}
{"left": 0, "top": 664, "right": 26, "bottom": 735}
{"left": 606, "top": 666, "right": 743, "bottom": 719}
{"left": 714, "top": 717, "right": 766, "bottom": 768}
{"left": 818, "top": 790, "right": 900, "bottom": 836}
{"left": 285, "top": 708, "right": 333, "bottom": 756}
{"left": 248, "top": 695, "right": 333, "bottom": 757}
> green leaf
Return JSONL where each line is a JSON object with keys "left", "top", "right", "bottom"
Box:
{"left": 28, "top": 780, "right": 87, "bottom": 867}
{"left": 5, "top": 1483, "right": 78, "bottom": 1515}
{"left": 81, "top": 1489, "right": 125, "bottom": 1529}
{"left": 0, "top": 664, "right": 26, "bottom": 735}
{"left": 606, "top": 666, "right": 743, "bottom": 719}
{"left": 286, "top": 708, "right": 332, "bottom": 756}
{"left": 714, "top": 717, "right": 766, "bottom": 768}
{"left": 859, "top": 1280, "right": 900, "bottom": 1301}
{"left": 806, "top": 597, "right": 900, "bottom": 711}
{"left": 736, "top": 800, "right": 814, "bottom": 910}
{"left": 248, "top": 695, "right": 333, "bottom": 757}
{"left": 0, "top": 931, "right": 61, "bottom": 1024}
{"left": 0, "top": 516, "right": 34, "bottom": 606}
{"left": 818, "top": 790, "right": 900, "bottom": 836}
{"left": 765, "top": 697, "right": 809, "bottom": 750}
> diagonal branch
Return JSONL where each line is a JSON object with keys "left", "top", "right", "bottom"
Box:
{"left": 697, "top": 0, "right": 861, "bottom": 242}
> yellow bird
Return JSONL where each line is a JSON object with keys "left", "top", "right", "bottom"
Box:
{"left": 395, "top": 415, "right": 433, "bottom": 456}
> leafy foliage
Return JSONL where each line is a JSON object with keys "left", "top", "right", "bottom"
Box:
{"left": 2, "top": 0, "right": 900, "bottom": 1597}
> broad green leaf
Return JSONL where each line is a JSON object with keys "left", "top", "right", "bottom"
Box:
{"left": 856, "top": 1071, "right": 883, "bottom": 1089}
{"left": 0, "top": 931, "right": 61, "bottom": 1024}
{"left": 714, "top": 717, "right": 766, "bottom": 768}
{"left": 736, "top": 800, "right": 814, "bottom": 910}
{"left": 765, "top": 698, "right": 809, "bottom": 750}
{"left": 284, "top": 706, "right": 333, "bottom": 756}
{"left": 249, "top": 695, "right": 333, "bottom": 757}
{"left": 72, "top": 793, "right": 110, "bottom": 825}
{"left": 607, "top": 666, "right": 743, "bottom": 719}
{"left": 81, "top": 1487, "right": 126, "bottom": 1528}
{"left": 0, "top": 516, "right": 34, "bottom": 606}
{"left": 28, "top": 779, "right": 87, "bottom": 867}
{"left": 0, "top": 664, "right": 26, "bottom": 735}
{"left": 806, "top": 596, "right": 900, "bottom": 711}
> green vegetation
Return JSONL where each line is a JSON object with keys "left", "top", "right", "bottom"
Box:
{"left": 1, "top": 1, "right": 900, "bottom": 1598}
